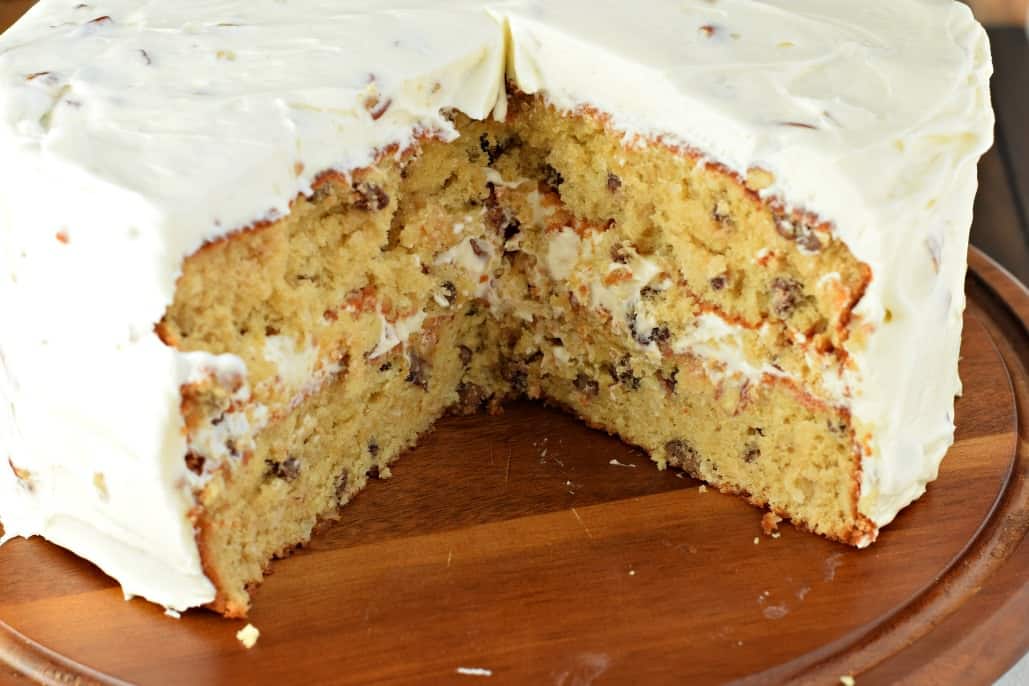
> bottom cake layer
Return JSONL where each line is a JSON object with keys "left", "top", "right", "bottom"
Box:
{"left": 196, "top": 300, "right": 867, "bottom": 617}
{"left": 511, "top": 310, "right": 870, "bottom": 546}
{"left": 195, "top": 307, "right": 503, "bottom": 616}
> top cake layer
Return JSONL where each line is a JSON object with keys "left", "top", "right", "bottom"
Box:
{"left": 0, "top": 1, "right": 993, "bottom": 612}
{"left": 0, "top": 1, "right": 991, "bottom": 270}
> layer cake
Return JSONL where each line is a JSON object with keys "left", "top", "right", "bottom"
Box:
{"left": 0, "top": 0, "right": 994, "bottom": 615}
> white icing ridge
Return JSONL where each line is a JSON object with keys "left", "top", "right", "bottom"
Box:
{"left": 260, "top": 334, "right": 349, "bottom": 413}
{"left": 671, "top": 314, "right": 789, "bottom": 386}
{"left": 0, "top": 0, "right": 993, "bottom": 611}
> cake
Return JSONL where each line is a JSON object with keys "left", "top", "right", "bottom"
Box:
{"left": 0, "top": 1, "right": 994, "bottom": 616}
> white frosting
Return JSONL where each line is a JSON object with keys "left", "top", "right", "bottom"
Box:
{"left": 263, "top": 335, "right": 322, "bottom": 397}
{"left": 544, "top": 229, "right": 582, "bottom": 281}
{"left": 0, "top": 0, "right": 992, "bottom": 611}
{"left": 544, "top": 228, "right": 668, "bottom": 346}
{"left": 184, "top": 354, "right": 268, "bottom": 484}
{"left": 368, "top": 310, "right": 429, "bottom": 360}
{"left": 671, "top": 314, "right": 789, "bottom": 386}
{"left": 542, "top": 231, "right": 849, "bottom": 404}
{"left": 590, "top": 256, "right": 664, "bottom": 325}
{"left": 434, "top": 235, "right": 494, "bottom": 297}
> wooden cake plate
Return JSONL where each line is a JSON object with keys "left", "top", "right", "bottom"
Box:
{"left": 0, "top": 247, "right": 1025, "bottom": 685}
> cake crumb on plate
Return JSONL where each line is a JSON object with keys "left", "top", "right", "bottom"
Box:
{"left": 456, "top": 667, "right": 493, "bottom": 677}
{"left": 840, "top": 676, "right": 856, "bottom": 686}
{"left": 761, "top": 512, "right": 783, "bottom": 536}
{"left": 236, "top": 623, "right": 260, "bottom": 649}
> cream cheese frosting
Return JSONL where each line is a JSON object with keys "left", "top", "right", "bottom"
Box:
{"left": 0, "top": 0, "right": 993, "bottom": 610}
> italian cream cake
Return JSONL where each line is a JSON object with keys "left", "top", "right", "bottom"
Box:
{"left": 0, "top": 0, "right": 994, "bottom": 616}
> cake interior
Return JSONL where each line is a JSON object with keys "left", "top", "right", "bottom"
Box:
{"left": 158, "top": 94, "right": 873, "bottom": 617}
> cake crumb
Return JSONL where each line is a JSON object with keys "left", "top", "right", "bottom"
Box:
{"left": 753, "top": 537, "right": 760, "bottom": 545}
{"left": 93, "top": 472, "right": 109, "bottom": 501}
{"left": 456, "top": 667, "right": 493, "bottom": 677}
{"left": 746, "top": 167, "right": 775, "bottom": 191}
{"left": 608, "top": 459, "right": 637, "bottom": 468}
{"left": 236, "top": 623, "right": 260, "bottom": 649}
{"left": 761, "top": 512, "right": 782, "bottom": 536}
{"left": 840, "top": 676, "right": 856, "bottom": 686}
{"left": 698, "top": 485, "right": 708, "bottom": 493}
{"left": 164, "top": 608, "right": 181, "bottom": 619}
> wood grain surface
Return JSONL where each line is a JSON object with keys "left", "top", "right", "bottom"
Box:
{"left": 0, "top": 2, "right": 1027, "bottom": 685}
{"left": 0, "top": 1, "right": 31, "bottom": 31}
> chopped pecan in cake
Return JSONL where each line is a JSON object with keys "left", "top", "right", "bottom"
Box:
{"left": 665, "top": 440, "right": 700, "bottom": 475}
{"left": 266, "top": 456, "right": 301, "bottom": 481}
{"left": 353, "top": 182, "right": 390, "bottom": 211}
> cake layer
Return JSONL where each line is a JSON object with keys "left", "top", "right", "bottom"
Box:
{"left": 0, "top": 1, "right": 994, "bottom": 614}
{"left": 484, "top": 99, "right": 865, "bottom": 407}
{"left": 158, "top": 134, "right": 494, "bottom": 418}
{"left": 198, "top": 307, "right": 497, "bottom": 617}
{"left": 517, "top": 310, "right": 868, "bottom": 545}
